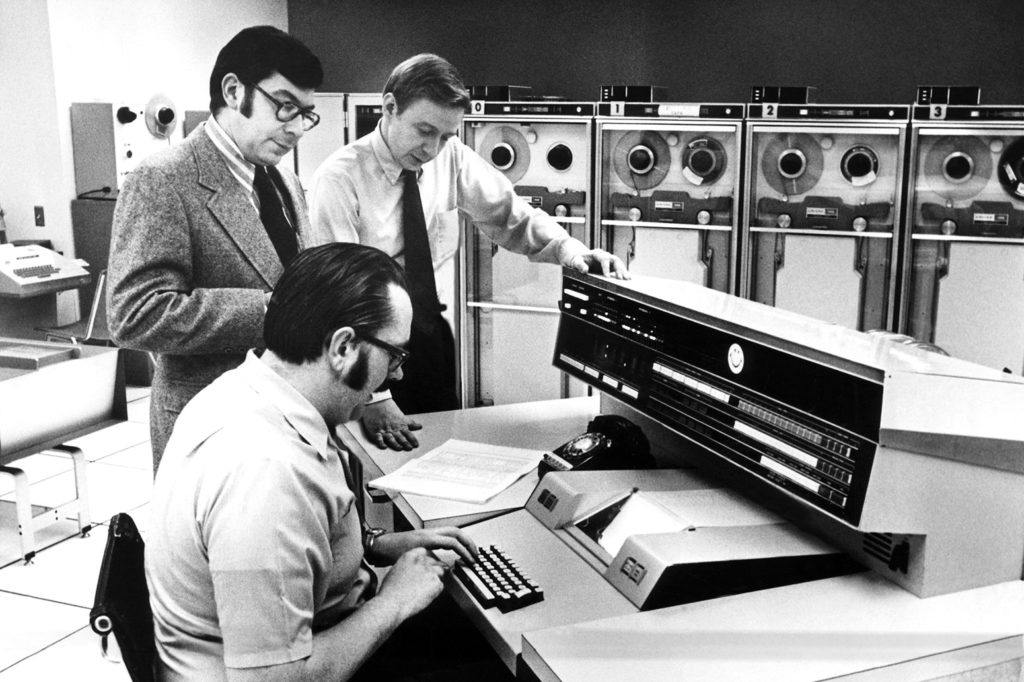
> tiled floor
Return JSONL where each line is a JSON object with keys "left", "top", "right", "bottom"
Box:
{"left": 0, "top": 386, "right": 152, "bottom": 680}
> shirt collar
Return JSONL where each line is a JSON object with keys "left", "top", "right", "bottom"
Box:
{"left": 239, "top": 351, "right": 335, "bottom": 461}
{"left": 205, "top": 115, "right": 257, "bottom": 181}
{"left": 369, "top": 120, "right": 408, "bottom": 186}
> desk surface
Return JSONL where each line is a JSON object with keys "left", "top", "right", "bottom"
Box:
{"left": 344, "top": 397, "right": 1024, "bottom": 680}
{"left": 0, "top": 338, "right": 124, "bottom": 464}
{"left": 338, "top": 396, "right": 600, "bottom": 528}
{"left": 522, "top": 573, "right": 1024, "bottom": 682}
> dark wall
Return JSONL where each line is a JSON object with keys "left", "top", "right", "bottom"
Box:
{"left": 290, "top": 0, "right": 1024, "bottom": 104}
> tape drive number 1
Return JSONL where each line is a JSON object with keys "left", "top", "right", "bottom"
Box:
{"left": 764, "top": 104, "right": 778, "bottom": 119}
{"left": 930, "top": 104, "right": 947, "bottom": 120}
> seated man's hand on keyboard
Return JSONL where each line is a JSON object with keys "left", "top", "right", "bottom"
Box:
{"left": 375, "top": 548, "right": 448, "bottom": 620}
{"left": 366, "top": 527, "right": 479, "bottom": 567}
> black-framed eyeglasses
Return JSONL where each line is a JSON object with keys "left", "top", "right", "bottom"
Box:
{"left": 359, "top": 334, "right": 410, "bottom": 372}
{"left": 250, "top": 82, "right": 320, "bottom": 131}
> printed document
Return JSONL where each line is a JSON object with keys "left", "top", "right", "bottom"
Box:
{"left": 367, "top": 439, "right": 544, "bottom": 504}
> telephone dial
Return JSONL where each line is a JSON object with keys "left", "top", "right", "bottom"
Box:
{"left": 539, "top": 414, "right": 653, "bottom": 475}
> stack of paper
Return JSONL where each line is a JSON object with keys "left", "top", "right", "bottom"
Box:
{"left": 367, "top": 439, "right": 544, "bottom": 504}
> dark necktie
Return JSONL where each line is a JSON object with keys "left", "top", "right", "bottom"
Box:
{"left": 254, "top": 165, "right": 299, "bottom": 266}
{"left": 401, "top": 169, "right": 441, "bottom": 332}
{"left": 338, "top": 441, "right": 366, "bottom": 524}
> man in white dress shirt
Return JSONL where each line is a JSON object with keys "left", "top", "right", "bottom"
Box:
{"left": 310, "top": 53, "right": 628, "bottom": 451}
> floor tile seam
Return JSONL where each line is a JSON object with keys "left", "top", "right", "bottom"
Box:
{"left": 0, "top": 585, "right": 92, "bottom": 610}
{"left": 0, "top": 624, "right": 92, "bottom": 675}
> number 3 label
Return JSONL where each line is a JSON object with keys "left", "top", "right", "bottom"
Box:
{"left": 931, "top": 104, "right": 947, "bottom": 120}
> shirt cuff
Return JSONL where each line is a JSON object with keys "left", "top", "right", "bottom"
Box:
{"left": 557, "top": 237, "right": 589, "bottom": 266}
{"left": 367, "top": 390, "right": 392, "bottom": 404}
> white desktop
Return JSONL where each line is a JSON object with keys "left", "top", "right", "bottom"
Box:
{"left": 341, "top": 270, "right": 1024, "bottom": 681}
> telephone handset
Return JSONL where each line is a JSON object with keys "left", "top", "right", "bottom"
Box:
{"left": 540, "top": 414, "right": 652, "bottom": 475}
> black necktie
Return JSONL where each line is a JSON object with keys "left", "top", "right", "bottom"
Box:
{"left": 254, "top": 165, "right": 298, "bottom": 266}
{"left": 338, "top": 442, "right": 366, "bottom": 524}
{"left": 401, "top": 170, "right": 441, "bottom": 332}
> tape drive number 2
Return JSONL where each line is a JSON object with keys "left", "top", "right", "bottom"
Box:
{"left": 764, "top": 104, "right": 778, "bottom": 119}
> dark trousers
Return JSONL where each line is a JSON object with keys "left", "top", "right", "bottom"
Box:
{"left": 350, "top": 592, "right": 514, "bottom": 682}
{"left": 389, "top": 314, "right": 459, "bottom": 415}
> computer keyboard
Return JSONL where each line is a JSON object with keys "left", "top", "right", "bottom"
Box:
{"left": 13, "top": 264, "right": 59, "bottom": 279}
{"left": 453, "top": 544, "right": 544, "bottom": 613}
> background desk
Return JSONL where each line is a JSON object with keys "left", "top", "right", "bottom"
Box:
{"left": 337, "top": 395, "right": 599, "bottom": 529}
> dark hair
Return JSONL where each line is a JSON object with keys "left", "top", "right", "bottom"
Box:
{"left": 383, "top": 53, "right": 470, "bottom": 113}
{"left": 264, "top": 244, "right": 407, "bottom": 364}
{"left": 209, "top": 25, "right": 323, "bottom": 113}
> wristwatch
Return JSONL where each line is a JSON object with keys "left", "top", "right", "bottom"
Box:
{"left": 362, "top": 526, "right": 387, "bottom": 564}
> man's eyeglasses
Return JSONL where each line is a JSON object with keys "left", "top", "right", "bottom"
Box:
{"left": 250, "top": 82, "right": 320, "bottom": 131}
{"left": 359, "top": 334, "right": 410, "bottom": 372}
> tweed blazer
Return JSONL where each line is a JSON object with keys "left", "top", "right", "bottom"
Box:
{"left": 107, "top": 122, "right": 315, "bottom": 396}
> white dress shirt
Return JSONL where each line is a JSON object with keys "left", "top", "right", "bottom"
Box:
{"left": 308, "top": 121, "right": 588, "bottom": 316}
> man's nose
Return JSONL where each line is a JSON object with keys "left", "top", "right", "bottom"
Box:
{"left": 285, "top": 116, "right": 306, "bottom": 137}
{"left": 422, "top": 136, "right": 441, "bottom": 158}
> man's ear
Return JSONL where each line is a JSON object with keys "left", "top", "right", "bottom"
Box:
{"left": 382, "top": 92, "right": 398, "bottom": 117}
{"left": 222, "top": 73, "right": 244, "bottom": 111}
{"left": 326, "top": 327, "right": 358, "bottom": 373}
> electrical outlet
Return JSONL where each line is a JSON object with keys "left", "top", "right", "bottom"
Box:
{"left": 34, "top": 206, "right": 45, "bottom": 227}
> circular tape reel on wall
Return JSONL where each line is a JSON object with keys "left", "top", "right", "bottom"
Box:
{"left": 997, "top": 137, "right": 1024, "bottom": 200}
{"left": 840, "top": 145, "right": 880, "bottom": 187}
{"left": 680, "top": 136, "right": 727, "bottom": 186}
{"left": 612, "top": 130, "right": 671, "bottom": 190}
{"left": 923, "top": 135, "right": 992, "bottom": 201}
{"left": 480, "top": 126, "right": 531, "bottom": 183}
{"left": 761, "top": 133, "right": 824, "bottom": 196}
{"left": 145, "top": 94, "right": 178, "bottom": 139}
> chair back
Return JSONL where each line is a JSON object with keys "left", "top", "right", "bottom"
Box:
{"left": 90, "top": 513, "right": 155, "bottom": 682}
{"left": 83, "top": 269, "right": 107, "bottom": 340}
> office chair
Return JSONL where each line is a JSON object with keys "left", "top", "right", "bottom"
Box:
{"left": 37, "top": 270, "right": 155, "bottom": 385}
{"left": 90, "top": 513, "right": 155, "bottom": 682}
{"left": 38, "top": 269, "right": 109, "bottom": 345}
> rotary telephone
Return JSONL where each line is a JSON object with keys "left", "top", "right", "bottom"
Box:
{"left": 539, "top": 414, "right": 653, "bottom": 475}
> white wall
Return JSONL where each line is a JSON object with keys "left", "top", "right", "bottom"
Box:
{"left": 0, "top": 0, "right": 288, "bottom": 332}
{"left": 47, "top": 0, "right": 289, "bottom": 237}
{"left": 0, "top": 1, "right": 67, "bottom": 247}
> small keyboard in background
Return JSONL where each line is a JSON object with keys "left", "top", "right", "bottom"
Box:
{"left": 453, "top": 544, "right": 544, "bottom": 613}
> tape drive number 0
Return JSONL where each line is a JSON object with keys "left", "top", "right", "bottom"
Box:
{"left": 931, "top": 104, "right": 947, "bottom": 120}
{"left": 764, "top": 104, "right": 778, "bottom": 119}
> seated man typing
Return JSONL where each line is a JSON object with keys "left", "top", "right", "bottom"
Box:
{"left": 145, "top": 243, "right": 479, "bottom": 681}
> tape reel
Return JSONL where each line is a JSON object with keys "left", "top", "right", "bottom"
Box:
{"left": 480, "top": 126, "right": 531, "bottom": 183}
{"left": 922, "top": 135, "right": 992, "bottom": 201}
{"left": 144, "top": 94, "right": 177, "bottom": 139}
{"left": 997, "top": 137, "right": 1024, "bottom": 200}
{"left": 547, "top": 143, "right": 573, "bottom": 172}
{"left": 681, "top": 136, "right": 727, "bottom": 186}
{"left": 613, "top": 130, "right": 671, "bottom": 190}
{"left": 761, "top": 133, "right": 824, "bottom": 195}
{"left": 840, "top": 145, "right": 879, "bottom": 187}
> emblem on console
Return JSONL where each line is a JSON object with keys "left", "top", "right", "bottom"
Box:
{"left": 727, "top": 343, "right": 745, "bottom": 374}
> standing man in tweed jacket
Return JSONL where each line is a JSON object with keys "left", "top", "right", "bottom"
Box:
{"left": 107, "top": 26, "right": 323, "bottom": 472}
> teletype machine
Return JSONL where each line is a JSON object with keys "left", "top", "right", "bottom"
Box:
{"left": 900, "top": 99, "right": 1024, "bottom": 373}
{"left": 742, "top": 99, "right": 910, "bottom": 332}
{"left": 461, "top": 90, "right": 594, "bottom": 407}
{"left": 594, "top": 99, "right": 744, "bottom": 293}
{"left": 445, "top": 270, "right": 1024, "bottom": 676}
{"left": 0, "top": 243, "right": 90, "bottom": 298}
